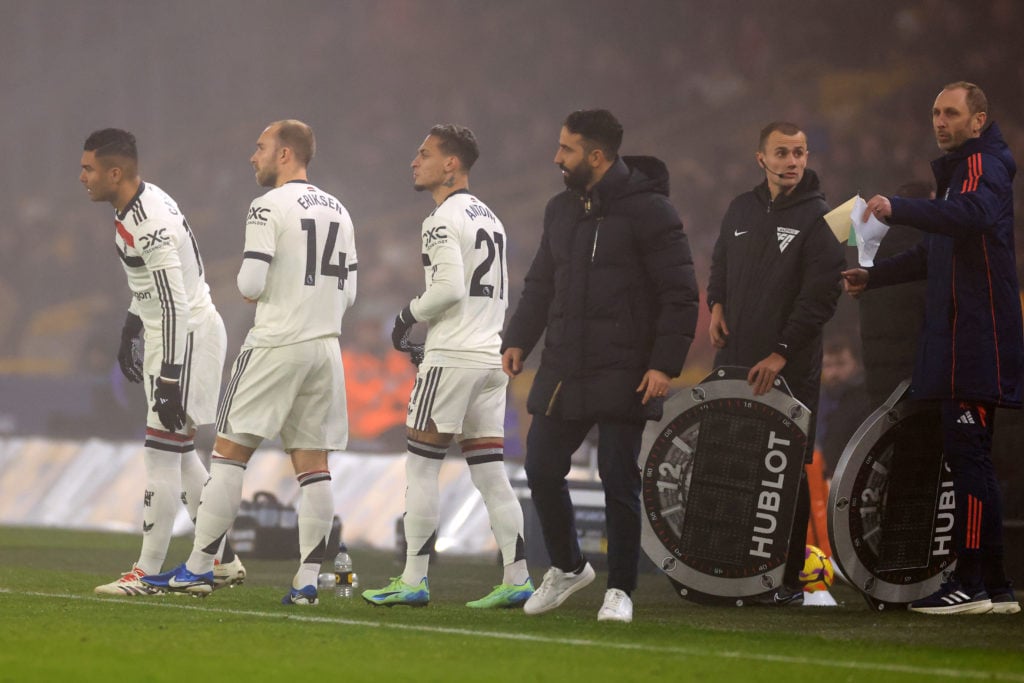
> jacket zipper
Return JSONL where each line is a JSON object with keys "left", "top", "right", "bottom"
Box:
{"left": 591, "top": 217, "right": 603, "bottom": 262}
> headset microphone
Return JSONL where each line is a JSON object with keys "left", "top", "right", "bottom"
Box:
{"left": 759, "top": 159, "right": 787, "bottom": 178}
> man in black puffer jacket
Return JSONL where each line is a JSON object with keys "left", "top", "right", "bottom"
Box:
{"left": 707, "top": 121, "right": 845, "bottom": 605}
{"left": 502, "top": 109, "right": 698, "bottom": 622}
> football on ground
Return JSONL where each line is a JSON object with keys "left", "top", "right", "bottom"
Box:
{"left": 799, "top": 544, "right": 835, "bottom": 592}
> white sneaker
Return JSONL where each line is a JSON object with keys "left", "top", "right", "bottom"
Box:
{"left": 523, "top": 562, "right": 595, "bottom": 615}
{"left": 802, "top": 589, "right": 838, "bottom": 607}
{"left": 213, "top": 556, "right": 247, "bottom": 589}
{"left": 94, "top": 564, "right": 161, "bottom": 596}
{"left": 597, "top": 588, "right": 633, "bottom": 622}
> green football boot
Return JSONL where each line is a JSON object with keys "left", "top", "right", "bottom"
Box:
{"left": 361, "top": 576, "right": 430, "bottom": 607}
{"left": 466, "top": 578, "right": 535, "bottom": 608}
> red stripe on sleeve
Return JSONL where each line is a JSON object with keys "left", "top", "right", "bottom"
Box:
{"left": 968, "top": 153, "right": 982, "bottom": 193}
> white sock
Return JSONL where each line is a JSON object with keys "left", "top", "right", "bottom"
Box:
{"left": 466, "top": 445, "right": 529, "bottom": 585}
{"left": 137, "top": 448, "right": 182, "bottom": 575}
{"left": 187, "top": 455, "right": 245, "bottom": 575}
{"left": 402, "top": 441, "right": 445, "bottom": 586}
{"left": 295, "top": 470, "right": 333, "bottom": 589}
{"left": 179, "top": 448, "right": 208, "bottom": 520}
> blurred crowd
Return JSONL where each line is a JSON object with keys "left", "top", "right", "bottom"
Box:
{"left": 2, "top": 0, "right": 1024, "bottom": 446}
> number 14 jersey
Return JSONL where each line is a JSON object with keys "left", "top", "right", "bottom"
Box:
{"left": 409, "top": 190, "right": 507, "bottom": 369}
{"left": 242, "top": 180, "right": 358, "bottom": 348}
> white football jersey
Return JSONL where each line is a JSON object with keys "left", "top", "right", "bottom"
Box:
{"left": 409, "top": 190, "right": 507, "bottom": 368}
{"left": 114, "top": 181, "right": 217, "bottom": 376}
{"left": 241, "top": 180, "right": 357, "bottom": 347}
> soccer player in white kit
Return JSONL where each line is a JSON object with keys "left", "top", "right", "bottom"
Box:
{"left": 80, "top": 129, "right": 244, "bottom": 596}
{"left": 362, "top": 125, "right": 532, "bottom": 608}
{"left": 144, "top": 120, "right": 356, "bottom": 605}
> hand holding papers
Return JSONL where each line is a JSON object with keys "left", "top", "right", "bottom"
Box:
{"left": 850, "top": 196, "right": 890, "bottom": 267}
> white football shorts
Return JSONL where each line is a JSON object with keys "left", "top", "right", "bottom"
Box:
{"left": 216, "top": 336, "right": 348, "bottom": 451}
{"left": 144, "top": 311, "right": 227, "bottom": 432}
{"left": 406, "top": 365, "right": 507, "bottom": 440}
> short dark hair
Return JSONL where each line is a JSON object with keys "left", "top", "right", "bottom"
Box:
{"left": 563, "top": 109, "right": 623, "bottom": 159}
{"left": 83, "top": 128, "right": 138, "bottom": 162}
{"left": 758, "top": 121, "right": 804, "bottom": 151}
{"left": 271, "top": 119, "right": 315, "bottom": 166}
{"left": 943, "top": 81, "right": 989, "bottom": 117}
{"left": 429, "top": 124, "right": 479, "bottom": 171}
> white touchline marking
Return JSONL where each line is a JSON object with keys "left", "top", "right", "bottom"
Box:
{"left": 1, "top": 588, "right": 1021, "bottom": 681}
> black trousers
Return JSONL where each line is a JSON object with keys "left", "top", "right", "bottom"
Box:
{"left": 940, "top": 400, "right": 1004, "bottom": 588}
{"left": 524, "top": 414, "right": 644, "bottom": 593}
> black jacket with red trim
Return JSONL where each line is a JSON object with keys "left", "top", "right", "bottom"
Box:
{"left": 868, "top": 122, "right": 1024, "bottom": 408}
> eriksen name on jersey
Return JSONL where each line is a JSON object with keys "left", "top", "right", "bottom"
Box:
{"left": 297, "top": 190, "right": 345, "bottom": 214}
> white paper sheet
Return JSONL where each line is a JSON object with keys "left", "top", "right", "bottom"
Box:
{"left": 851, "top": 196, "right": 890, "bottom": 267}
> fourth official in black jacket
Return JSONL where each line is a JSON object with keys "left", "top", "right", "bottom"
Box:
{"left": 707, "top": 121, "right": 844, "bottom": 604}
{"left": 707, "top": 168, "right": 845, "bottom": 415}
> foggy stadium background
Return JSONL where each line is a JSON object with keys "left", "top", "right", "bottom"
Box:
{"left": 0, "top": 1, "right": 1022, "bottom": 545}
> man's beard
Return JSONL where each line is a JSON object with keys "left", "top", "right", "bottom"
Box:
{"left": 257, "top": 167, "right": 278, "bottom": 188}
{"left": 560, "top": 162, "right": 593, "bottom": 192}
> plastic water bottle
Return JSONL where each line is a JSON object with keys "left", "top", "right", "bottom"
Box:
{"left": 333, "top": 543, "right": 358, "bottom": 597}
{"left": 317, "top": 544, "right": 359, "bottom": 597}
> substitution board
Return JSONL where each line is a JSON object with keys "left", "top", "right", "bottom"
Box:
{"left": 639, "top": 367, "right": 810, "bottom": 606}
{"left": 828, "top": 380, "right": 955, "bottom": 611}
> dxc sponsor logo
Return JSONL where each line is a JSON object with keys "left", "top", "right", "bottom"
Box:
{"left": 139, "top": 228, "right": 170, "bottom": 251}
{"left": 248, "top": 206, "right": 270, "bottom": 223}
{"left": 424, "top": 225, "right": 448, "bottom": 248}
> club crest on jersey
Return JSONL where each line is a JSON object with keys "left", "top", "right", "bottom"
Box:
{"left": 423, "top": 225, "right": 449, "bottom": 248}
{"left": 776, "top": 227, "right": 799, "bottom": 253}
{"left": 139, "top": 228, "right": 171, "bottom": 253}
{"left": 247, "top": 206, "right": 270, "bottom": 225}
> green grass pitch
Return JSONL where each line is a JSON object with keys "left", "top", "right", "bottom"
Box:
{"left": 1, "top": 526, "right": 1022, "bottom": 682}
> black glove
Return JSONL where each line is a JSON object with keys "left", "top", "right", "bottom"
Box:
{"left": 406, "top": 342, "right": 425, "bottom": 367}
{"left": 152, "top": 377, "right": 186, "bottom": 431}
{"left": 391, "top": 305, "right": 417, "bottom": 351}
{"left": 117, "top": 312, "right": 144, "bottom": 383}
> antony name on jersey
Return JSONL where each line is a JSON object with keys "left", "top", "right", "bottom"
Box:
{"left": 410, "top": 190, "right": 506, "bottom": 368}
{"left": 114, "top": 181, "right": 216, "bottom": 376}
{"left": 242, "top": 181, "right": 358, "bottom": 348}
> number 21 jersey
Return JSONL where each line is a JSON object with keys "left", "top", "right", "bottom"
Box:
{"left": 411, "top": 190, "right": 506, "bottom": 368}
